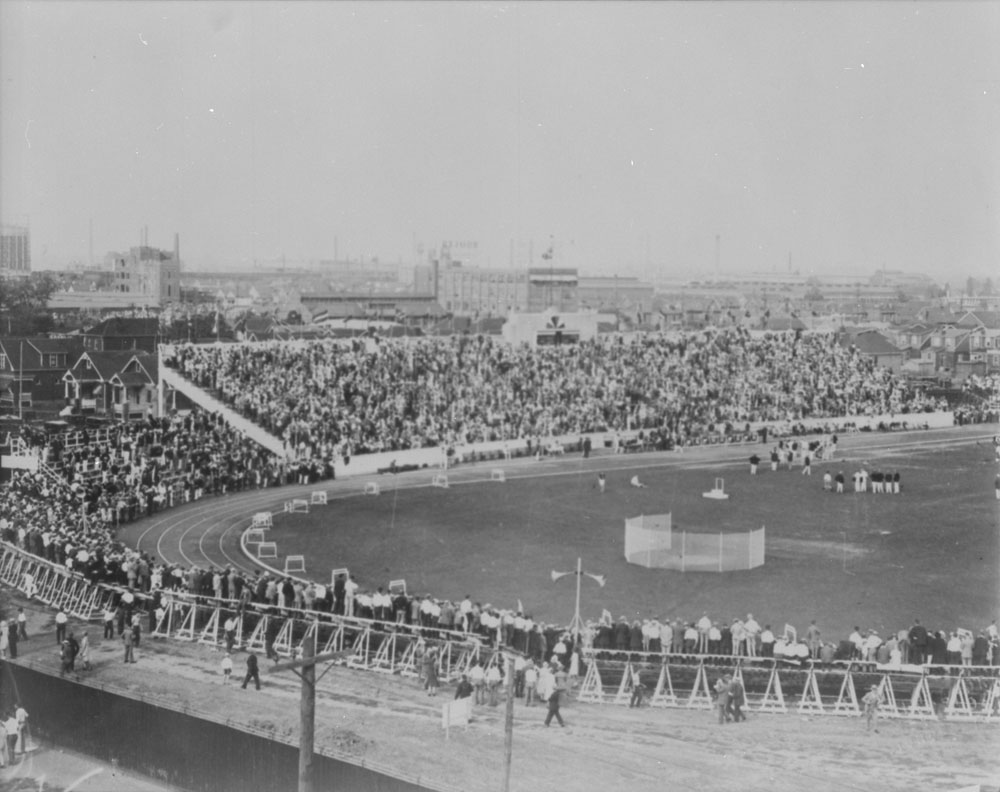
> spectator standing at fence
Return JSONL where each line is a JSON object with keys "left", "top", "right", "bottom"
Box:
{"left": 242, "top": 652, "right": 261, "bottom": 690}
{"left": 78, "top": 631, "right": 91, "bottom": 671}
{"left": 469, "top": 661, "right": 486, "bottom": 705}
{"left": 2, "top": 711, "right": 17, "bottom": 765}
{"left": 0, "top": 625, "right": 8, "bottom": 660}
{"left": 224, "top": 615, "right": 237, "bottom": 653}
{"left": 714, "top": 674, "right": 732, "bottom": 724}
{"left": 486, "top": 662, "right": 502, "bottom": 706}
{"left": 55, "top": 609, "right": 67, "bottom": 645}
{"left": 727, "top": 676, "right": 747, "bottom": 722}
{"left": 806, "top": 621, "right": 822, "bottom": 659}
{"left": 14, "top": 703, "right": 28, "bottom": 757}
{"left": 861, "top": 685, "right": 880, "bottom": 732}
{"left": 524, "top": 660, "right": 538, "bottom": 706}
{"left": 122, "top": 626, "right": 136, "bottom": 664}
{"left": 423, "top": 646, "right": 439, "bottom": 696}
{"left": 7, "top": 620, "right": 18, "bottom": 659}
{"left": 16, "top": 608, "right": 28, "bottom": 641}
{"left": 629, "top": 667, "right": 645, "bottom": 708}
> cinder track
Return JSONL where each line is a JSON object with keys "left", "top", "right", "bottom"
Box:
{"left": 118, "top": 424, "right": 995, "bottom": 575}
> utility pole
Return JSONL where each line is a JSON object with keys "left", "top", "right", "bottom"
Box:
{"left": 268, "top": 638, "right": 351, "bottom": 792}
{"left": 501, "top": 651, "right": 517, "bottom": 792}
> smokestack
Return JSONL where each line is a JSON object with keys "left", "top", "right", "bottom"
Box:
{"left": 174, "top": 232, "right": 180, "bottom": 267}
{"left": 89, "top": 218, "right": 93, "bottom": 266}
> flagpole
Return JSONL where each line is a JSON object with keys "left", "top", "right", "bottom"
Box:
{"left": 573, "top": 557, "right": 582, "bottom": 645}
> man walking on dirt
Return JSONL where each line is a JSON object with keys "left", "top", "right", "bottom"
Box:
{"left": 242, "top": 652, "right": 261, "bottom": 690}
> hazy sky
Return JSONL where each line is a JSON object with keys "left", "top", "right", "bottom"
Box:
{"left": 1, "top": 1, "right": 997, "bottom": 280}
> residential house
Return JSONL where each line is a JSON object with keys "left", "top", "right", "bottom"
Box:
{"left": 62, "top": 350, "right": 159, "bottom": 420}
{"left": 0, "top": 336, "right": 82, "bottom": 410}
{"left": 841, "top": 330, "right": 906, "bottom": 374}
{"left": 82, "top": 317, "right": 160, "bottom": 354}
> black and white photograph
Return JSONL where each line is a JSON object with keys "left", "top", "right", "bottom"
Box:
{"left": 1, "top": 2, "right": 999, "bottom": 791}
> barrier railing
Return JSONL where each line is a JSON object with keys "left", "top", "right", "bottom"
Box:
{"left": 576, "top": 653, "right": 1000, "bottom": 722}
{"left": 3, "top": 541, "right": 997, "bottom": 721}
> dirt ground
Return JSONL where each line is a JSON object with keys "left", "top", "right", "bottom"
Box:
{"left": 5, "top": 603, "right": 1000, "bottom": 792}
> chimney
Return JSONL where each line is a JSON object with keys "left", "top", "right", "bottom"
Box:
{"left": 174, "top": 232, "right": 180, "bottom": 267}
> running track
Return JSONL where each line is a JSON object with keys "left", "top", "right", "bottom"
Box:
{"left": 119, "top": 424, "right": 997, "bottom": 577}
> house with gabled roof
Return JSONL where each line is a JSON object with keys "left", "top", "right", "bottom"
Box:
{"left": 0, "top": 336, "right": 82, "bottom": 410}
{"left": 956, "top": 310, "right": 1000, "bottom": 330}
{"left": 62, "top": 349, "right": 159, "bottom": 419}
{"left": 82, "top": 317, "right": 160, "bottom": 354}
{"left": 840, "top": 329, "right": 905, "bottom": 373}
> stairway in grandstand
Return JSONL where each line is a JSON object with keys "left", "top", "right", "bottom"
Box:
{"left": 159, "top": 364, "right": 287, "bottom": 457}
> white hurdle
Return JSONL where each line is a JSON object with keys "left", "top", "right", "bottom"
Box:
{"left": 364, "top": 482, "right": 381, "bottom": 496}
{"left": 285, "top": 499, "right": 310, "bottom": 514}
{"left": 245, "top": 528, "right": 266, "bottom": 545}
{"left": 490, "top": 469, "right": 506, "bottom": 483}
{"left": 310, "top": 491, "right": 328, "bottom": 505}
{"left": 252, "top": 512, "right": 272, "bottom": 530}
{"left": 257, "top": 542, "right": 278, "bottom": 559}
{"left": 432, "top": 474, "right": 449, "bottom": 489}
{"left": 285, "top": 555, "right": 306, "bottom": 574}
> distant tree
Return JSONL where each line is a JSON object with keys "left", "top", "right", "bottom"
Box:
{"left": 0, "top": 273, "right": 57, "bottom": 335}
{"left": 925, "top": 284, "right": 946, "bottom": 300}
{"left": 982, "top": 277, "right": 995, "bottom": 296}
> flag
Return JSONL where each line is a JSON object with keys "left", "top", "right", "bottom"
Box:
{"left": 517, "top": 598, "right": 524, "bottom": 614}
{"left": 312, "top": 309, "right": 329, "bottom": 324}
{"left": 551, "top": 569, "right": 571, "bottom": 582}
{"left": 211, "top": 310, "right": 219, "bottom": 336}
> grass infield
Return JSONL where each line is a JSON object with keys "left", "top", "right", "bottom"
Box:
{"left": 264, "top": 434, "right": 999, "bottom": 641}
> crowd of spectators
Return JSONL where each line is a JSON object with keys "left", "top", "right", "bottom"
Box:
{"left": 1, "top": 330, "right": 995, "bottom": 675}
{"left": 164, "top": 329, "right": 948, "bottom": 461}
{"left": 580, "top": 613, "right": 1000, "bottom": 669}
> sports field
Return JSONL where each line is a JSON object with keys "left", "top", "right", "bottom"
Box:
{"left": 259, "top": 426, "right": 1000, "bottom": 640}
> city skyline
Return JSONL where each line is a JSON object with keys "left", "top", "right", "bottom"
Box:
{"left": 1, "top": 2, "right": 998, "bottom": 282}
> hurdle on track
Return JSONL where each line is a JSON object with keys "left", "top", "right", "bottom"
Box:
{"left": 284, "top": 555, "right": 306, "bottom": 574}
{"left": 388, "top": 578, "right": 407, "bottom": 595}
{"left": 311, "top": 491, "right": 328, "bottom": 505}
{"left": 490, "top": 469, "right": 506, "bottom": 482}
{"left": 252, "top": 512, "right": 272, "bottom": 529}
{"left": 245, "top": 528, "right": 266, "bottom": 545}
{"left": 364, "top": 482, "right": 380, "bottom": 495}
{"left": 257, "top": 542, "right": 278, "bottom": 559}
{"left": 285, "top": 499, "right": 310, "bottom": 513}
{"left": 432, "top": 474, "right": 449, "bottom": 488}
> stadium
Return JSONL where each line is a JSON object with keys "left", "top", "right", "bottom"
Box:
{"left": 2, "top": 329, "right": 999, "bottom": 792}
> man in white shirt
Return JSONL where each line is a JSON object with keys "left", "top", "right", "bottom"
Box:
{"left": 14, "top": 704, "right": 28, "bottom": 757}
{"left": 55, "top": 610, "right": 68, "bottom": 646}
{"left": 486, "top": 663, "right": 502, "bottom": 706}
{"left": 469, "top": 661, "right": 486, "bottom": 705}
{"left": 743, "top": 614, "right": 760, "bottom": 657}
{"left": 697, "top": 613, "right": 712, "bottom": 653}
{"left": 344, "top": 576, "right": 358, "bottom": 618}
